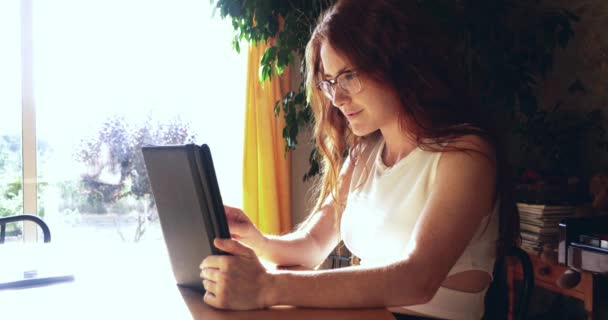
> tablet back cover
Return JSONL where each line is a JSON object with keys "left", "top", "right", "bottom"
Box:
{"left": 142, "top": 145, "right": 216, "bottom": 291}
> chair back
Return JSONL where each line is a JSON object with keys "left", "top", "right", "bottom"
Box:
{"left": 0, "top": 214, "right": 51, "bottom": 243}
{"left": 484, "top": 246, "right": 534, "bottom": 320}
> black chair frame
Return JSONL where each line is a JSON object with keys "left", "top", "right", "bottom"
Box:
{"left": 0, "top": 214, "right": 51, "bottom": 243}
{"left": 509, "top": 246, "right": 534, "bottom": 320}
{"left": 485, "top": 246, "right": 534, "bottom": 320}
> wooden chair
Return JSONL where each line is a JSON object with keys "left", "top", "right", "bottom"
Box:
{"left": 485, "top": 246, "right": 534, "bottom": 320}
{"left": 0, "top": 214, "right": 51, "bottom": 243}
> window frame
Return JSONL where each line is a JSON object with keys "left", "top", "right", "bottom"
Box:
{"left": 21, "top": 0, "right": 38, "bottom": 242}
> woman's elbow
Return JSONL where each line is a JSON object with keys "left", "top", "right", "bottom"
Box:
{"left": 405, "top": 279, "right": 439, "bottom": 305}
{"left": 386, "top": 267, "right": 443, "bottom": 306}
{"left": 302, "top": 248, "right": 334, "bottom": 269}
{"left": 415, "top": 280, "right": 441, "bottom": 305}
{"left": 304, "top": 233, "right": 337, "bottom": 269}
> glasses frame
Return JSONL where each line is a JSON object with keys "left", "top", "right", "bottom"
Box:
{"left": 316, "top": 70, "right": 361, "bottom": 100}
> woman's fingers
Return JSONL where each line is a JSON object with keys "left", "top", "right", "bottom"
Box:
{"left": 224, "top": 205, "right": 243, "bottom": 220}
{"left": 214, "top": 238, "right": 255, "bottom": 258}
{"left": 199, "top": 241, "right": 269, "bottom": 310}
{"left": 199, "top": 240, "right": 254, "bottom": 271}
{"left": 227, "top": 221, "right": 247, "bottom": 234}
{"left": 224, "top": 206, "right": 249, "bottom": 233}
{"left": 200, "top": 267, "right": 220, "bottom": 282}
{"left": 203, "top": 290, "right": 221, "bottom": 308}
{"left": 202, "top": 279, "right": 217, "bottom": 293}
{"left": 224, "top": 206, "right": 252, "bottom": 225}
{"left": 200, "top": 255, "right": 220, "bottom": 269}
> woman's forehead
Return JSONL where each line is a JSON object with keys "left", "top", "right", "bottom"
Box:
{"left": 319, "top": 41, "right": 352, "bottom": 78}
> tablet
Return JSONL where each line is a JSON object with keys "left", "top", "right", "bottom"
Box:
{"left": 142, "top": 143, "right": 230, "bottom": 292}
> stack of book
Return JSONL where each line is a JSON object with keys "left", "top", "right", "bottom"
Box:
{"left": 517, "top": 203, "right": 576, "bottom": 253}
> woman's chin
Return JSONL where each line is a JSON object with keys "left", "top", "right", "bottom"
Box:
{"left": 349, "top": 124, "right": 374, "bottom": 137}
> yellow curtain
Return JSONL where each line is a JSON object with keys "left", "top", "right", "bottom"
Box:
{"left": 242, "top": 42, "right": 292, "bottom": 235}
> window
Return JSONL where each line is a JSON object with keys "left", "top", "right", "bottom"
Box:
{"left": 0, "top": 1, "right": 24, "bottom": 242}
{"left": 3, "top": 0, "right": 246, "bottom": 245}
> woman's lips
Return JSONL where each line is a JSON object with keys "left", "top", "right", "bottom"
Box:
{"left": 344, "top": 110, "right": 362, "bottom": 119}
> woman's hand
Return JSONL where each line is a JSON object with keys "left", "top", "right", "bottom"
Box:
{"left": 224, "top": 205, "right": 266, "bottom": 252}
{"left": 200, "top": 238, "right": 275, "bottom": 310}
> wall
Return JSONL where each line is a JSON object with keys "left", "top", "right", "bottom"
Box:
{"left": 537, "top": 0, "right": 608, "bottom": 175}
{"left": 289, "top": 63, "right": 319, "bottom": 227}
{"left": 290, "top": 128, "right": 318, "bottom": 226}
{"left": 528, "top": 3, "right": 607, "bottom": 316}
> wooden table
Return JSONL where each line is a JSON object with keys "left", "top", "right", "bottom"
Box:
{"left": 0, "top": 243, "right": 395, "bottom": 320}
{"left": 507, "top": 253, "right": 597, "bottom": 319}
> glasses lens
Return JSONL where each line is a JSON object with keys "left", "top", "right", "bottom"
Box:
{"left": 318, "top": 81, "right": 334, "bottom": 99}
{"left": 339, "top": 72, "right": 361, "bottom": 95}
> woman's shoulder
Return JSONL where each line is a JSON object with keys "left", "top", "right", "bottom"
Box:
{"left": 431, "top": 134, "right": 497, "bottom": 183}
{"left": 442, "top": 134, "right": 496, "bottom": 161}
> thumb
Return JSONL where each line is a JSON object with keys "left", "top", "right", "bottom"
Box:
{"left": 214, "top": 238, "right": 255, "bottom": 258}
{"left": 224, "top": 205, "right": 244, "bottom": 220}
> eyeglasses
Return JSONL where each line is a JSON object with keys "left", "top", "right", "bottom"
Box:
{"left": 316, "top": 70, "right": 362, "bottom": 100}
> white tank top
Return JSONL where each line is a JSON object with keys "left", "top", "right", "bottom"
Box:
{"left": 340, "top": 135, "right": 499, "bottom": 320}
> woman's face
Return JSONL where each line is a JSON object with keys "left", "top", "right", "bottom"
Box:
{"left": 319, "top": 41, "right": 403, "bottom": 137}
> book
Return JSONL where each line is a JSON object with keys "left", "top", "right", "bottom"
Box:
{"left": 519, "top": 212, "right": 567, "bottom": 221}
{"left": 520, "top": 230, "right": 559, "bottom": 242}
{"left": 520, "top": 240, "right": 542, "bottom": 253}
{"left": 520, "top": 223, "right": 560, "bottom": 234}
{"left": 516, "top": 203, "right": 576, "bottom": 216}
{"left": 519, "top": 216, "right": 561, "bottom": 227}
{"left": 516, "top": 202, "right": 575, "bottom": 251}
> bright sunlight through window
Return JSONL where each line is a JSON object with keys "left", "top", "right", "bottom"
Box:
{"left": 1, "top": 0, "right": 246, "bottom": 245}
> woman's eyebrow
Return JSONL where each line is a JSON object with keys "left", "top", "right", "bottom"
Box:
{"left": 324, "top": 66, "right": 350, "bottom": 79}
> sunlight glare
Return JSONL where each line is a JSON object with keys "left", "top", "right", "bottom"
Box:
{"left": 33, "top": 0, "right": 246, "bottom": 206}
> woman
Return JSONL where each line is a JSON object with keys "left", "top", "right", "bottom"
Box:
{"left": 200, "top": 1, "right": 519, "bottom": 319}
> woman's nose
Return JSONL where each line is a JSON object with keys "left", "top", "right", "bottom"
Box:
{"left": 331, "top": 86, "right": 351, "bottom": 108}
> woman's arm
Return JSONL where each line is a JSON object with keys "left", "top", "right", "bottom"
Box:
{"left": 254, "top": 202, "right": 341, "bottom": 268}
{"left": 245, "top": 155, "right": 356, "bottom": 268}
{"left": 268, "top": 136, "right": 498, "bottom": 308}
{"left": 201, "top": 136, "right": 498, "bottom": 310}
{"left": 266, "top": 137, "right": 498, "bottom": 308}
